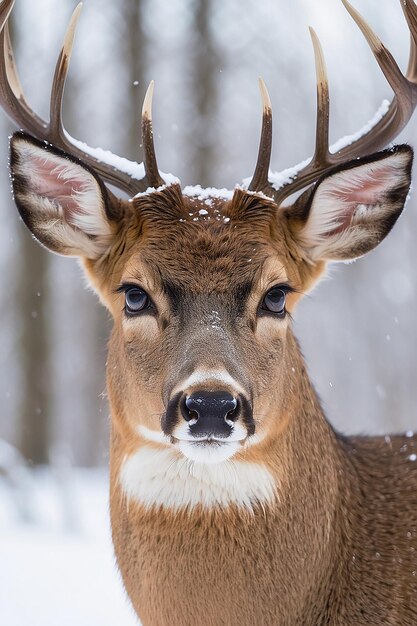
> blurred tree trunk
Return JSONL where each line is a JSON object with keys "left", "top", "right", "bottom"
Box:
{"left": 16, "top": 235, "right": 50, "bottom": 465}
{"left": 63, "top": 35, "right": 109, "bottom": 468}
{"left": 8, "top": 14, "right": 51, "bottom": 465}
{"left": 123, "top": 0, "right": 145, "bottom": 162}
{"left": 192, "top": 0, "right": 218, "bottom": 187}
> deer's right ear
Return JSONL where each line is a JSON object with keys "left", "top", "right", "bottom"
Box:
{"left": 10, "top": 132, "right": 114, "bottom": 259}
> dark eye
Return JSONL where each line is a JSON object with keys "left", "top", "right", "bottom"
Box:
{"left": 261, "top": 286, "right": 287, "bottom": 316}
{"left": 125, "top": 287, "right": 151, "bottom": 315}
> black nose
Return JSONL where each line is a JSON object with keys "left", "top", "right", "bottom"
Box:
{"left": 182, "top": 390, "right": 239, "bottom": 438}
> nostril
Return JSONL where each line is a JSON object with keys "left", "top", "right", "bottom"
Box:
{"left": 185, "top": 396, "right": 201, "bottom": 413}
{"left": 225, "top": 399, "right": 239, "bottom": 424}
{"left": 187, "top": 409, "right": 199, "bottom": 425}
{"left": 181, "top": 395, "right": 200, "bottom": 422}
{"left": 184, "top": 396, "right": 202, "bottom": 422}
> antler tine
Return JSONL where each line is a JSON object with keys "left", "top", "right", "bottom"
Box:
{"left": 0, "top": 0, "right": 154, "bottom": 197}
{"left": 328, "top": 0, "right": 417, "bottom": 160}
{"left": 0, "top": 1, "right": 46, "bottom": 133}
{"left": 309, "top": 27, "right": 331, "bottom": 166}
{"left": 248, "top": 77, "right": 273, "bottom": 193}
{"left": 46, "top": 4, "right": 151, "bottom": 195}
{"left": 272, "top": 0, "right": 417, "bottom": 206}
{"left": 341, "top": 0, "right": 413, "bottom": 122}
{"left": 271, "top": 28, "right": 333, "bottom": 206}
{"left": 49, "top": 3, "right": 82, "bottom": 140}
{"left": 141, "top": 81, "right": 164, "bottom": 188}
{"left": 4, "top": 22, "right": 23, "bottom": 105}
{"left": 400, "top": 0, "right": 417, "bottom": 81}
{"left": 0, "top": 0, "right": 12, "bottom": 34}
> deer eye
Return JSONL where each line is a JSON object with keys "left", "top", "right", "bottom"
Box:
{"left": 261, "top": 286, "right": 287, "bottom": 316}
{"left": 124, "top": 287, "right": 151, "bottom": 315}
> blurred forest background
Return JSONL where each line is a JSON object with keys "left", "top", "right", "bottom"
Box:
{"left": 2, "top": 2, "right": 417, "bottom": 622}
{"left": 1, "top": 0, "right": 417, "bottom": 471}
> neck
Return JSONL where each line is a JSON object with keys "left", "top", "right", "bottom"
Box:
{"left": 109, "top": 343, "right": 361, "bottom": 624}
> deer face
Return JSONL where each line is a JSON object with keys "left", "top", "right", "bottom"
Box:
{"left": 102, "top": 187, "right": 306, "bottom": 464}
{"left": 9, "top": 133, "right": 412, "bottom": 466}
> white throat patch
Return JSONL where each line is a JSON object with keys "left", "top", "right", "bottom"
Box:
{"left": 120, "top": 446, "right": 278, "bottom": 511}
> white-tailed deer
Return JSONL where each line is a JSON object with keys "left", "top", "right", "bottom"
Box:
{"left": 2, "top": 0, "right": 417, "bottom": 623}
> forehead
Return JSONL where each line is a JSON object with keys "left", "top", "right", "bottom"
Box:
{"left": 121, "top": 187, "right": 290, "bottom": 292}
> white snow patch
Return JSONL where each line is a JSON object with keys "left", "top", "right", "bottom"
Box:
{"left": 207, "top": 309, "right": 222, "bottom": 328}
{"left": 182, "top": 184, "right": 234, "bottom": 201}
{"left": 329, "top": 99, "right": 390, "bottom": 153}
{"left": 408, "top": 453, "right": 417, "bottom": 462}
{"left": 70, "top": 136, "right": 146, "bottom": 180}
{"left": 236, "top": 184, "right": 276, "bottom": 202}
{"left": 160, "top": 172, "right": 180, "bottom": 185}
{"left": 0, "top": 469, "right": 137, "bottom": 626}
{"left": 244, "top": 160, "right": 310, "bottom": 192}
{"left": 132, "top": 180, "right": 180, "bottom": 199}
{"left": 70, "top": 135, "right": 178, "bottom": 187}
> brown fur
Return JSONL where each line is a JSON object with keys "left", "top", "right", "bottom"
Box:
{"left": 110, "top": 397, "right": 417, "bottom": 625}
{"left": 95, "top": 187, "right": 416, "bottom": 625}
{"left": 9, "top": 137, "right": 417, "bottom": 624}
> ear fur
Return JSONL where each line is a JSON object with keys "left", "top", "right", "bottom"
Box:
{"left": 10, "top": 132, "right": 114, "bottom": 259}
{"left": 286, "top": 145, "right": 413, "bottom": 262}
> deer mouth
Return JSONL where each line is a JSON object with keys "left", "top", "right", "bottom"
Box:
{"left": 175, "top": 437, "right": 242, "bottom": 464}
{"left": 192, "top": 437, "right": 229, "bottom": 444}
{"left": 174, "top": 436, "right": 239, "bottom": 447}
{"left": 170, "top": 420, "right": 249, "bottom": 444}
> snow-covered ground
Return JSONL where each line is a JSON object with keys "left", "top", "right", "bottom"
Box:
{"left": 0, "top": 467, "right": 139, "bottom": 626}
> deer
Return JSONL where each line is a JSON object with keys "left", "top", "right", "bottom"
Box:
{"left": 1, "top": 0, "right": 417, "bottom": 623}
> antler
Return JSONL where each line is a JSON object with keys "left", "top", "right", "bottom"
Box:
{"left": 0, "top": 0, "right": 165, "bottom": 196}
{"left": 248, "top": 78, "right": 273, "bottom": 194}
{"left": 249, "top": 0, "right": 417, "bottom": 206}
{"left": 141, "top": 81, "right": 164, "bottom": 189}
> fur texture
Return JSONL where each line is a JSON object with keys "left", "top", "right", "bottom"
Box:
{"left": 120, "top": 445, "right": 277, "bottom": 509}
{"left": 9, "top": 134, "right": 417, "bottom": 625}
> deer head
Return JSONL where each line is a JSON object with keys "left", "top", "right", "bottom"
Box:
{"left": 1, "top": 0, "right": 415, "bottom": 467}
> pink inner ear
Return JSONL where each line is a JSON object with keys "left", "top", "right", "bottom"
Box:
{"left": 30, "top": 153, "right": 91, "bottom": 218}
{"left": 335, "top": 164, "right": 394, "bottom": 205}
{"left": 319, "top": 161, "right": 400, "bottom": 235}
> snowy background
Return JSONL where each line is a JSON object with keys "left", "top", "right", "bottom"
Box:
{"left": 0, "top": 454, "right": 138, "bottom": 624}
{"left": 1, "top": 0, "right": 417, "bottom": 623}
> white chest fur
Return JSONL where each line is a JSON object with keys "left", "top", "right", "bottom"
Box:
{"left": 119, "top": 445, "right": 278, "bottom": 511}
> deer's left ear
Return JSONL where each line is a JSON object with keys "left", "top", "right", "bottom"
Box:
{"left": 286, "top": 145, "right": 413, "bottom": 262}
